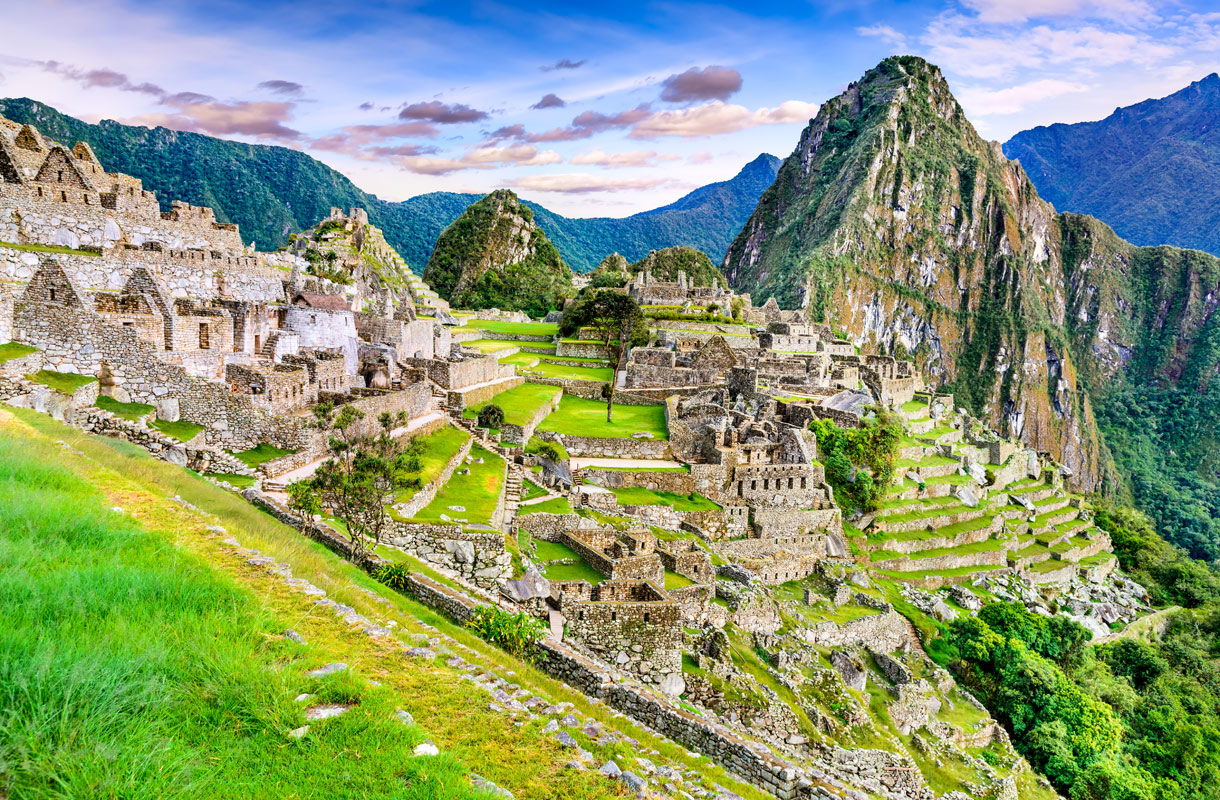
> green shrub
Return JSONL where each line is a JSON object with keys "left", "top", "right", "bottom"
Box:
{"left": 464, "top": 605, "right": 547, "bottom": 662}
{"left": 477, "top": 403, "right": 505, "bottom": 430}
{"left": 536, "top": 442, "right": 562, "bottom": 462}
{"left": 373, "top": 562, "right": 413, "bottom": 591}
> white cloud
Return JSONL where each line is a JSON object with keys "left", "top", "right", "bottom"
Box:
{"left": 957, "top": 78, "right": 1090, "bottom": 114}
{"left": 508, "top": 173, "right": 673, "bottom": 194}
{"left": 628, "top": 100, "right": 818, "bottom": 139}
{"left": 856, "top": 24, "right": 907, "bottom": 48}
{"left": 960, "top": 0, "right": 1156, "bottom": 25}
{"left": 570, "top": 149, "right": 678, "bottom": 168}
{"left": 461, "top": 144, "right": 561, "bottom": 166}
{"left": 922, "top": 13, "right": 1178, "bottom": 79}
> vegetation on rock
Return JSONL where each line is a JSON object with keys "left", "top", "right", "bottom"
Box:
{"left": 423, "top": 189, "right": 572, "bottom": 317}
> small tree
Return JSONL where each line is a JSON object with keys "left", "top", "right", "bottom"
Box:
{"left": 560, "top": 289, "right": 646, "bottom": 423}
{"left": 287, "top": 402, "right": 417, "bottom": 563}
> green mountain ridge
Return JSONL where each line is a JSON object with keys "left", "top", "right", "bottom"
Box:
{"left": 1004, "top": 74, "right": 1220, "bottom": 257}
{"left": 724, "top": 55, "right": 1220, "bottom": 561}
{"left": 0, "top": 97, "right": 778, "bottom": 271}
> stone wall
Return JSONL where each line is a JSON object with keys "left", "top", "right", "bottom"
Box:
{"left": 448, "top": 375, "right": 523, "bottom": 409}
{"left": 797, "top": 609, "right": 912, "bottom": 652}
{"left": 383, "top": 522, "right": 511, "bottom": 589}
{"left": 13, "top": 288, "right": 310, "bottom": 451}
{"left": 0, "top": 246, "right": 286, "bottom": 304}
{"left": 559, "top": 579, "right": 682, "bottom": 682}
{"left": 752, "top": 507, "right": 844, "bottom": 539}
{"left": 578, "top": 467, "right": 696, "bottom": 494}
{"left": 538, "top": 430, "right": 672, "bottom": 459}
{"left": 392, "top": 430, "right": 473, "bottom": 520}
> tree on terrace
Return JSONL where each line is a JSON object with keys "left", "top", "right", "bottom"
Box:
{"left": 287, "top": 402, "right": 420, "bottom": 563}
{"left": 559, "top": 289, "right": 647, "bottom": 423}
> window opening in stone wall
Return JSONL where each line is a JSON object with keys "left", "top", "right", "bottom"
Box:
{"left": 611, "top": 611, "right": 617, "bottom": 621}
{"left": 199, "top": 323, "right": 209, "bottom": 349}
{"left": 48, "top": 287, "right": 56, "bottom": 302}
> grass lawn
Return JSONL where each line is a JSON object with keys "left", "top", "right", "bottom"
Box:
{"left": 0, "top": 414, "right": 478, "bottom": 798}
{"left": 517, "top": 496, "right": 573, "bottom": 515}
{"left": 412, "top": 444, "right": 504, "bottom": 527}
{"left": 0, "top": 342, "right": 38, "bottom": 364}
{"left": 603, "top": 485, "right": 719, "bottom": 511}
{"left": 463, "top": 383, "right": 561, "bottom": 427}
{"left": 537, "top": 395, "right": 668, "bottom": 440}
{"left": 521, "top": 478, "right": 549, "bottom": 501}
{"left": 526, "top": 435, "right": 568, "bottom": 460}
{"left": 543, "top": 560, "right": 605, "bottom": 585}
{"left": 0, "top": 239, "right": 101, "bottom": 257}
{"left": 664, "top": 570, "right": 696, "bottom": 590}
{"left": 395, "top": 425, "right": 470, "bottom": 505}
{"left": 231, "top": 443, "right": 297, "bottom": 468}
{"left": 25, "top": 369, "right": 97, "bottom": 395}
{"left": 461, "top": 319, "right": 558, "bottom": 337}
{"left": 462, "top": 338, "right": 521, "bottom": 354}
{"left": 499, "top": 352, "right": 540, "bottom": 367}
{"left": 521, "top": 361, "right": 614, "bottom": 382}
{"left": 95, "top": 395, "right": 155, "bottom": 422}
{"left": 150, "top": 418, "right": 205, "bottom": 442}
{"left": 531, "top": 538, "right": 583, "bottom": 562}
{"left": 203, "top": 472, "right": 257, "bottom": 488}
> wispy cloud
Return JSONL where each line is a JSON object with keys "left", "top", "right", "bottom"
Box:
{"left": 856, "top": 24, "right": 907, "bottom": 47}
{"left": 629, "top": 100, "right": 818, "bottom": 139}
{"left": 509, "top": 173, "right": 673, "bottom": 193}
{"left": 398, "top": 100, "right": 490, "bottom": 124}
{"left": 571, "top": 149, "right": 678, "bottom": 168}
{"left": 541, "top": 58, "right": 587, "bottom": 72}
{"left": 957, "top": 78, "right": 1090, "bottom": 114}
{"left": 257, "top": 79, "right": 304, "bottom": 97}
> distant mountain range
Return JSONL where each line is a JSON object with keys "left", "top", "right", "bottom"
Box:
{"left": 1004, "top": 74, "right": 1220, "bottom": 256}
{"left": 0, "top": 98, "right": 779, "bottom": 270}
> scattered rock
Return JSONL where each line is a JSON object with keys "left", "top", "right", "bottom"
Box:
{"left": 287, "top": 725, "right": 309, "bottom": 740}
{"left": 284, "top": 629, "right": 306, "bottom": 644}
{"left": 395, "top": 709, "right": 415, "bottom": 726}
{"left": 304, "top": 703, "right": 350, "bottom": 721}
{"left": 306, "top": 663, "right": 348, "bottom": 678}
{"left": 414, "top": 741, "right": 440, "bottom": 757}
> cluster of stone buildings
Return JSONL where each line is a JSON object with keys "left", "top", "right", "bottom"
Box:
{"left": 0, "top": 115, "right": 494, "bottom": 462}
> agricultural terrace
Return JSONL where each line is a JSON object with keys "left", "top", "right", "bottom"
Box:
{"left": 459, "top": 319, "right": 559, "bottom": 337}
{"left": 411, "top": 444, "right": 505, "bottom": 528}
{"left": 463, "top": 384, "right": 562, "bottom": 427}
{"left": 537, "top": 395, "right": 669, "bottom": 440}
{"left": 395, "top": 425, "right": 470, "bottom": 505}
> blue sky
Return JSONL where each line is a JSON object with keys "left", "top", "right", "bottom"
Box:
{"left": 1, "top": 0, "right": 1217, "bottom": 216}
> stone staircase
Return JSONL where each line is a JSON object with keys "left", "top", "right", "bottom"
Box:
{"left": 502, "top": 462, "right": 524, "bottom": 530}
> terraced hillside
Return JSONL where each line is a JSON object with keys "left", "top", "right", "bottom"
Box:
{"left": 859, "top": 396, "right": 1116, "bottom": 593}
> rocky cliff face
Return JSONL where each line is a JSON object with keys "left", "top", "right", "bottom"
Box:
{"left": 724, "top": 56, "right": 1107, "bottom": 487}
{"left": 423, "top": 189, "right": 572, "bottom": 316}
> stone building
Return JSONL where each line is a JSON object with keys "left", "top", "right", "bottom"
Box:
{"left": 553, "top": 578, "right": 682, "bottom": 686}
